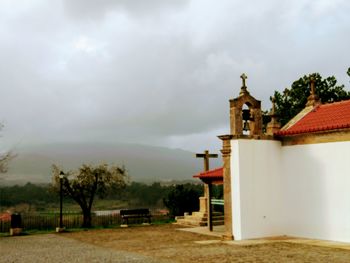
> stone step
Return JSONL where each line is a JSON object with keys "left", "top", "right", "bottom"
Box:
{"left": 186, "top": 214, "right": 223, "bottom": 218}
{"left": 212, "top": 220, "right": 224, "bottom": 226}
{"left": 176, "top": 211, "right": 225, "bottom": 227}
{"left": 182, "top": 218, "right": 206, "bottom": 224}
{"left": 176, "top": 219, "right": 224, "bottom": 227}
{"left": 182, "top": 216, "right": 223, "bottom": 223}
{"left": 212, "top": 212, "right": 224, "bottom": 216}
{"left": 191, "top": 212, "right": 206, "bottom": 217}
{"left": 191, "top": 211, "right": 223, "bottom": 217}
{"left": 184, "top": 213, "right": 204, "bottom": 218}
{"left": 176, "top": 219, "right": 207, "bottom": 227}
{"left": 176, "top": 218, "right": 224, "bottom": 226}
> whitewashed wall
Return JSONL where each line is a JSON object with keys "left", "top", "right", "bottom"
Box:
{"left": 231, "top": 140, "right": 283, "bottom": 240}
{"left": 231, "top": 139, "right": 350, "bottom": 242}
{"left": 281, "top": 141, "right": 350, "bottom": 242}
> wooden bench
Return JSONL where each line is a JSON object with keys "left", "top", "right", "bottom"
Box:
{"left": 120, "top": 208, "right": 151, "bottom": 226}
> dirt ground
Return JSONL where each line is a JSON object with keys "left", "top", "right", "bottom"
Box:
{"left": 65, "top": 224, "right": 350, "bottom": 263}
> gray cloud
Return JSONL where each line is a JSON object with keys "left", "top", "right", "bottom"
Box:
{"left": 63, "top": 0, "right": 189, "bottom": 20}
{"left": 0, "top": 0, "right": 349, "bottom": 152}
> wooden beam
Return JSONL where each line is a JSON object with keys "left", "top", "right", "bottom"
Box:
{"left": 195, "top": 150, "right": 218, "bottom": 171}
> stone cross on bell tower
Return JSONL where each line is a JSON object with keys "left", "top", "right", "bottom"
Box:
{"left": 306, "top": 76, "right": 320, "bottom": 107}
{"left": 229, "top": 74, "right": 263, "bottom": 136}
{"left": 266, "top": 96, "right": 281, "bottom": 135}
{"left": 240, "top": 73, "right": 248, "bottom": 95}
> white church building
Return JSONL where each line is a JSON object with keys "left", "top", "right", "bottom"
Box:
{"left": 198, "top": 75, "right": 350, "bottom": 243}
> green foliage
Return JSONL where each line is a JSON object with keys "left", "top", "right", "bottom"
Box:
{"left": 52, "top": 163, "right": 128, "bottom": 227}
{"left": 273, "top": 72, "right": 350, "bottom": 126}
{"left": 163, "top": 184, "right": 203, "bottom": 217}
{"left": 0, "top": 183, "right": 59, "bottom": 210}
{"left": 211, "top": 184, "right": 223, "bottom": 199}
{"left": 118, "top": 182, "right": 172, "bottom": 207}
{"left": 1, "top": 180, "right": 203, "bottom": 214}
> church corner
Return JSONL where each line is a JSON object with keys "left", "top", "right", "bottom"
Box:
{"left": 215, "top": 74, "right": 350, "bottom": 243}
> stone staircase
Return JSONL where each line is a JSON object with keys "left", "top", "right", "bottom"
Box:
{"left": 175, "top": 211, "right": 224, "bottom": 227}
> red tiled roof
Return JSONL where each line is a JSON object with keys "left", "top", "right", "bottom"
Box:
{"left": 277, "top": 100, "right": 350, "bottom": 136}
{"left": 193, "top": 167, "right": 223, "bottom": 179}
{"left": 0, "top": 212, "right": 11, "bottom": 222}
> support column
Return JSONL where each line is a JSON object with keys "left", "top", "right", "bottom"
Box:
{"left": 218, "top": 134, "right": 234, "bottom": 240}
{"left": 207, "top": 183, "right": 213, "bottom": 231}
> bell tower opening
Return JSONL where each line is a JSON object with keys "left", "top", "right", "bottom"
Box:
{"left": 242, "top": 104, "right": 251, "bottom": 135}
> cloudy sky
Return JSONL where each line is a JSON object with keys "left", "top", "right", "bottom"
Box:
{"left": 0, "top": 0, "right": 349, "bottom": 153}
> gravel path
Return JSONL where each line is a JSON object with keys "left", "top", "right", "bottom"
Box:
{"left": 1, "top": 225, "right": 350, "bottom": 263}
{"left": 0, "top": 234, "right": 167, "bottom": 263}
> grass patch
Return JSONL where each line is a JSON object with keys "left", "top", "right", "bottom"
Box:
{"left": 0, "top": 222, "right": 175, "bottom": 239}
{"left": 0, "top": 232, "right": 10, "bottom": 237}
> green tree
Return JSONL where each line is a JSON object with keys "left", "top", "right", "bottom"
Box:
{"left": 163, "top": 184, "right": 203, "bottom": 217}
{"left": 52, "top": 163, "right": 128, "bottom": 228}
{"left": 122, "top": 182, "right": 170, "bottom": 207}
{"left": 273, "top": 72, "right": 350, "bottom": 126}
{"left": 0, "top": 183, "right": 59, "bottom": 210}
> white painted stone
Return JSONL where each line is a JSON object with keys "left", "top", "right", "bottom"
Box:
{"left": 231, "top": 140, "right": 282, "bottom": 240}
{"left": 281, "top": 141, "right": 350, "bottom": 243}
{"left": 230, "top": 139, "right": 350, "bottom": 243}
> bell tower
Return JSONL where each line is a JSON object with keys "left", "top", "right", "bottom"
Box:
{"left": 229, "top": 74, "right": 263, "bottom": 137}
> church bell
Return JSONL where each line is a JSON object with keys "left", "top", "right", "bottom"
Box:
{"left": 242, "top": 109, "right": 251, "bottom": 131}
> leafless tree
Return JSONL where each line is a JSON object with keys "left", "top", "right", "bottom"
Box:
{"left": 0, "top": 123, "right": 15, "bottom": 174}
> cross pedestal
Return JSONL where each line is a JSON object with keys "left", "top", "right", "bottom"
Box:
{"left": 196, "top": 150, "right": 218, "bottom": 231}
{"left": 10, "top": 228, "right": 22, "bottom": 236}
{"left": 199, "top": 196, "right": 208, "bottom": 213}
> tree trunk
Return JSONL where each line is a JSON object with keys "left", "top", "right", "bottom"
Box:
{"left": 82, "top": 209, "right": 92, "bottom": 228}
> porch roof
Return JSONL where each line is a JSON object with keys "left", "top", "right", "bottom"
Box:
{"left": 193, "top": 167, "right": 223, "bottom": 184}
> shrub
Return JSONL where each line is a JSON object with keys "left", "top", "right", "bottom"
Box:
{"left": 163, "top": 184, "right": 202, "bottom": 217}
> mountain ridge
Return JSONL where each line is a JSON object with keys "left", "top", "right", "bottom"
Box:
{"left": 3, "top": 142, "right": 222, "bottom": 185}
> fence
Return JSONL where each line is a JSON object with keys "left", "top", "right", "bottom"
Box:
{"left": 0, "top": 208, "right": 169, "bottom": 233}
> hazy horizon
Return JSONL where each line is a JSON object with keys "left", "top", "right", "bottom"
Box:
{"left": 1, "top": 0, "right": 349, "bottom": 154}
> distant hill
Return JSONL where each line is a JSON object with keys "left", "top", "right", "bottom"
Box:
{"left": 2, "top": 143, "right": 222, "bottom": 185}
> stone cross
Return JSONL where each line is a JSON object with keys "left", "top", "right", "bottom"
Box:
{"left": 310, "top": 76, "right": 316, "bottom": 96}
{"left": 270, "top": 96, "right": 276, "bottom": 115}
{"left": 240, "top": 73, "right": 248, "bottom": 95}
{"left": 240, "top": 73, "right": 248, "bottom": 87}
{"left": 306, "top": 76, "right": 319, "bottom": 107}
{"left": 196, "top": 150, "right": 218, "bottom": 171}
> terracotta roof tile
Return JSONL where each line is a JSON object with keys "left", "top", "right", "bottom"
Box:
{"left": 193, "top": 167, "right": 223, "bottom": 179}
{"left": 277, "top": 100, "right": 350, "bottom": 136}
